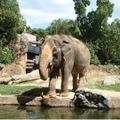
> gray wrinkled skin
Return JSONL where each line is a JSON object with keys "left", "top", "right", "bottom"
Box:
{"left": 39, "top": 34, "right": 90, "bottom": 97}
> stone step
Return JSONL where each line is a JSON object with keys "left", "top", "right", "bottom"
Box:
{"left": 42, "top": 89, "right": 120, "bottom": 109}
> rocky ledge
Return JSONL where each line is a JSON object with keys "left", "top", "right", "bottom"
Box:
{"left": 0, "top": 88, "right": 120, "bottom": 109}
{"left": 73, "top": 88, "right": 120, "bottom": 109}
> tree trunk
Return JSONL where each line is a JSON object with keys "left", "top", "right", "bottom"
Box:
{"left": 0, "top": 70, "right": 40, "bottom": 84}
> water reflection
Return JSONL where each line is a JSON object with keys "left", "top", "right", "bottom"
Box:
{"left": 0, "top": 105, "right": 120, "bottom": 119}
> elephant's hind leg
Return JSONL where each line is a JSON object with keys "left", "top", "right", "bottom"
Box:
{"left": 72, "top": 74, "right": 78, "bottom": 92}
{"left": 77, "top": 72, "right": 85, "bottom": 88}
{"left": 72, "top": 73, "right": 84, "bottom": 92}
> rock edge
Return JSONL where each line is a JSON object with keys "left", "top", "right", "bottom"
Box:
{"left": 0, "top": 88, "right": 120, "bottom": 109}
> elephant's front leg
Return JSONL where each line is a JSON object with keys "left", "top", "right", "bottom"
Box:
{"left": 48, "top": 68, "right": 59, "bottom": 95}
{"left": 41, "top": 69, "right": 58, "bottom": 99}
{"left": 41, "top": 77, "right": 57, "bottom": 98}
{"left": 48, "top": 78, "right": 57, "bottom": 94}
{"left": 60, "top": 67, "right": 71, "bottom": 97}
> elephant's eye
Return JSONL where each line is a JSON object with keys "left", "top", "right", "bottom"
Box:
{"left": 52, "top": 48, "right": 58, "bottom": 60}
{"left": 52, "top": 47, "right": 57, "bottom": 55}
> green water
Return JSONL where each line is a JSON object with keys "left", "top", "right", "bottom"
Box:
{"left": 0, "top": 105, "right": 120, "bottom": 119}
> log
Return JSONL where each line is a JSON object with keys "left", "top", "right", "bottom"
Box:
{"left": 0, "top": 70, "right": 40, "bottom": 84}
{"left": 29, "top": 41, "right": 42, "bottom": 45}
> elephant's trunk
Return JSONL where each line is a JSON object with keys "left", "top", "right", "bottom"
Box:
{"left": 39, "top": 60, "right": 48, "bottom": 80}
{"left": 39, "top": 44, "right": 52, "bottom": 80}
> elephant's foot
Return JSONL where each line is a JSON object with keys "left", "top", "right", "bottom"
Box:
{"left": 41, "top": 92, "right": 56, "bottom": 99}
{"left": 72, "top": 88, "right": 78, "bottom": 92}
{"left": 60, "top": 92, "right": 69, "bottom": 97}
{"left": 72, "top": 89, "right": 76, "bottom": 92}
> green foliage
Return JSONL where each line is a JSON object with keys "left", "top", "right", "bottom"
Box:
{"left": 73, "top": 0, "right": 120, "bottom": 65}
{"left": 0, "top": 9, "right": 19, "bottom": 31}
{"left": 0, "top": 0, "right": 118, "bottom": 66}
{"left": 86, "top": 42, "right": 100, "bottom": 65}
{"left": 17, "top": 15, "right": 26, "bottom": 34}
{"left": 26, "top": 26, "right": 47, "bottom": 41}
{"left": 0, "top": 84, "right": 48, "bottom": 96}
{"left": 47, "top": 19, "right": 70, "bottom": 35}
{"left": 96, "top": 19, "right": 120, "bottom": 64}
{"left": 0, "top": 0, "right": 26, "bottom": 64}
{"left": 46, "top": 19, "right": 81, "bottom": 38}
{"left": 26, "top": 16, "right": 120, "bottom": 65}
{"left": 0, "top": 0, "right": 20, "bottom": 14}
{"left": 0, "top": 46, "right": 13, "bottom": 64}
{"left": 26, "top": 19, "right": 81, "bottom": 41}
{"left": 19, "top": 38, "right": 27, "bottom": 52}
{"left": 109, "top": 19, "right": 120, "bottom": 64}
{"left": 73, "top": 0, "right": 114, "bottom": 41}
{"left": 0, "top": 0, "right": 20, "bottom": 36}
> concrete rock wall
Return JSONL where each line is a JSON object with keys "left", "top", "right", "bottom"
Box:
{"left": 0, "top": 88, "right": 120, "bottom": 109}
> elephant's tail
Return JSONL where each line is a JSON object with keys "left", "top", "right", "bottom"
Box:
{"left": 78, "top": 73, "right": 88, "bottom": 82}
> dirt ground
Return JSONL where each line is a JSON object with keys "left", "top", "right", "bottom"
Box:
{"left": 0, "top": 64, "right": 120, "bottom": 90}
{"left": 15, "top": 65, "right": 120, "bottom": 91}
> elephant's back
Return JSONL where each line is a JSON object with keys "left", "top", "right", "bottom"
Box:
{"left": 69, "top": 36, "right": 90, "bottom": 74}
{"left": 51, "top": 34, "right": 90, "bottom": 60}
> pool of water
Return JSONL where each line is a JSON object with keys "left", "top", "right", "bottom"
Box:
{"left": 0, "top": 105, "right": 120, "bottom": 119}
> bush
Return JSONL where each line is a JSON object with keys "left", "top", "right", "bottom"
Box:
{"left": 0, "top": 47, "right": 13, "bottom": 64}
{"left": 0, "top": 0, "right": 27, "bottom": 64}
{"left": 86, "top": 42, "right": 100, "bottom": 65}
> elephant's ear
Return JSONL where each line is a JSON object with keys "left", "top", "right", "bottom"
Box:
{"left": 62, "top": 40, "right": 72, "bottom": 61}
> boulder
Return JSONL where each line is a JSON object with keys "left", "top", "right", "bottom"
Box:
{"left": 103, "top": 76, "right": 120, "bottom": 85}
{"left": 0, "top": 63, "right": 26, "bottom": 78}
{"left": 73, "top": 88, "right": 120, "bottom": 109}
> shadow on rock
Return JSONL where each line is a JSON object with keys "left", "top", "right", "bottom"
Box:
{"left": 17, "top": 87, "right": 48, "bottom": 105}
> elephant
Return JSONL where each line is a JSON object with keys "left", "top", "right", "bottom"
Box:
{"left": 39, "top": 34, "right": 90, "bottom": 97}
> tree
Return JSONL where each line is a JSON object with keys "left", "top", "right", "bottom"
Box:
{"left": 26, "top": 19, "right": 81, "bottom": 42}
{"left": 72, "top": 0, "right": 120, "bottom": 65}
{"left": 97, "top": 19, "right": 120, "bottom": 64}
{"left": 46, "top": 18, "right": 81, "bottom": 38}
{"left": 0, "top": 0, "right": 26, "bottom": 64}
{"left": 17, "top": 15, "right": 26, "bottom": 34}
{"left": 73, "top": 0, "right": 114, "bottom": 41}
{"left": 26, "top": 26, "right": 47, "bottom": 41}
{"left": 0, "top": 0, "right": 20, "bottom": 44}
{"left": 46, "top": 19, "right": 70, "bottom": 34}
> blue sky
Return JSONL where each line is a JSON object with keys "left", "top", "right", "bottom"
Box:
{"left": 18, "top": 0, "right": 120, "bottom": 29}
